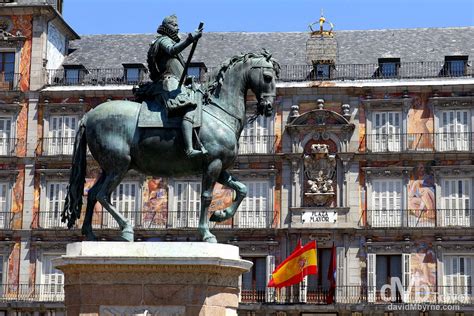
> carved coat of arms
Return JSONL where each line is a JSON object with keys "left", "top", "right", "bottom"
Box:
{"left": 303, "top": 144, "right": 336, "bottom": 206}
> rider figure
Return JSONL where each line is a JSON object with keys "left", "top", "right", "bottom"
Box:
{"left": 147, "top": 14, "right": 205, "bottom": 158}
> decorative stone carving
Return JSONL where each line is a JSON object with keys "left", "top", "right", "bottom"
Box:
{"left": 303, "top": 144, "right": 336, "bottom": 206}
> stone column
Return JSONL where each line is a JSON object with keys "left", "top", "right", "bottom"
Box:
{"left": 54, "top": 242, "right": 252, "bottom": 316}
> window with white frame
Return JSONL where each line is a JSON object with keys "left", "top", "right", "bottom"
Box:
{"left": 371, "top": 179, "right": 402, "bottom": 227}
{"left": 40, "top": 254, "right": 64, "bottom": 299}
{"left": 106, "top": 181, "right": 139, "bottom": 228}
{"left": 0, "top": 183, "right": 10, "bottom": 229}
{"left": 47, "top": 115, "right": 78, "bottom": 155}
{"left": 238, "top": 181, "right": 271, "bottom": 228}
{"left": 441, "top": 179, "right": 471, "bottom": 227}
{"left": 42, "top": 181, "right": 68, "bottom": 228}
{"left": 443, "top": 255, "right": 473, "bottom": 303}
{"left": 171, "top": 181, "right": 201, "bottom": 228}
{"left": 239, "top": 116, "right": 273, "bottom": 154}
{"left": 438, "top": 110, "right": 470, "bottom": 151}
{"left": 0, "top": 116, "right": 13, "bottom": 156}
{"left": 372, "top": 111, "right": 401, "bottom": 152}
{"left": 367, "top": 253, "right": 410, "bottom": 303}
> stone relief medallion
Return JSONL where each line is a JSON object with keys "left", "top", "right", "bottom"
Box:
{"left": 303, "top": 143, "right": 336, "bottom": 206}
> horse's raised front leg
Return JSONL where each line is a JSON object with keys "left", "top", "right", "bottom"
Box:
{"left": 210, "top": 170, "right": 247, "bottom": 222}
{"left": 199, "top": 159, "right": 222, "bottom": 243}
{"left": 96, "top": 171, "right": 134, "bottom": 242}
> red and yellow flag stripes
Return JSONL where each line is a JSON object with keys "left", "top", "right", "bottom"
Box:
{"left": 268, "top": 240, "right": 318, "bottom": 288}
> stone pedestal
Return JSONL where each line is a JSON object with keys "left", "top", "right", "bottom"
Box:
{"left": 54, "top": 242, "right": 252, "bottom": 316}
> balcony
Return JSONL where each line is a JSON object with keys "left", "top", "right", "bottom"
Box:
{"left": 37, "top": 210, "right": 275, "bottom": 230}
{"left": 238, "top": 135, "right": 276, "bottom": 154}
{"left": 46, "top": 61, "right": 474, "bottom": 87}
{"left": 363, "top": 132, "right": 474, "bottom": 153}
{"left": 365, "top": 209, "right": 473, "bottom": 228}
{"left": 0, "top": 137, "right": 20, "bottom": 156}
{"left": 240, "top": 285, "right": 474, "bottom": 305}
{"left": 0, "top": 284, "right": 64, "bottom": 302}
{"left": 0, "top": 73, "right": 20, "bottom": 91}
{"left": 39, "top": 137, "right": 75, "bottom": 156}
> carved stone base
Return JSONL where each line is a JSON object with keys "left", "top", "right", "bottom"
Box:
{"left": 54, "top": 242, "right": 252, "bottom": 316}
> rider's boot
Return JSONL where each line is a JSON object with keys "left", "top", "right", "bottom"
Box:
{"left": 182, "top": 119, "right": 204, "bottom": 158}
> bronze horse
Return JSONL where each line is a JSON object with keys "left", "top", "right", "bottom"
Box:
{"left": 61, "top": 52, "right": 280, "bottom": 242}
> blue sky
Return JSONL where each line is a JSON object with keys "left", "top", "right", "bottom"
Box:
{"left": 63, "top": 0, "right": 474, "bottom": 35}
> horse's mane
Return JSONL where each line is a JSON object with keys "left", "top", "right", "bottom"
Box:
{"left": 205, "top": 50, "right": 281, "bottom": 97}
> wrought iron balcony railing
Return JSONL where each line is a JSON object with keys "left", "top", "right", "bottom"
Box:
{"left": 240, "top": 285, "right": 474, "bottom": 305}
{"left": 46, "top": 61, "right": 473, "bottom": 86}
{"left": 0, "top": 73, "right": 20, "bottom": 91}
{"left": 40, "top": 137, "right": 75, "bottom": 156}
{"left": 37, "top": 210, "right": 275, "bottom": 230}
{"left": 366, "top": 209, "right": 473, "bottom": 228}
{"left": 0, "top": 138, "right": 20, "bottom": 156}
{"left": 0, "top": 212, "right": 13, "bottom": 229}
{"left": 238, "top": 135, "right": 276, "bottom": 154}
{"left": 38, "top": 136, "right": 277, "bottom": 156}
{"left": 0, "top": 284, "right": 64, "bottom": 302}
{"left": 363, "top": 132, "right": 474, "bottom": 153}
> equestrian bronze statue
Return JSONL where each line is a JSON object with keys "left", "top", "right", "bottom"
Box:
{"left": 61, "top": 16, "right": 280, "bottom": 243}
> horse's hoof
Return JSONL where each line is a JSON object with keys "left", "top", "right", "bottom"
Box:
{"left": 121, "top": 227, "right": 134, "bottom": 242}
{"left": 203, "top": 235, "right": 218, "bottom": 243}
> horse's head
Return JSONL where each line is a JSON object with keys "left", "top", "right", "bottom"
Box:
{"left": 247, "top": 52, "right": 280, "bottom": 117}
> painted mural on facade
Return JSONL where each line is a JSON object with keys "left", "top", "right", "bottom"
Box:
{"left": 409, "top": 241, "right": 436, "bottom": 302}
{"left": 11, "top": 15, "right": 32, "bottom": 92}
{"left": 406, "top": 94, "right": 434, "bottom": 151}
{"left": 408, "top": 162, "right": 436, "bottom": 227}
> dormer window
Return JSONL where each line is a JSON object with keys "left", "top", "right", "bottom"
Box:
{"left": 63, "top": 65, "right": 86, "bottom": 85}
{"left": 443, "top": 56, "right": 468, "bottom": 77}
{"left": 187, "top": 62, "right": 206, "bottom": 82}
{"left": 312, "top": 60, "right": 334, "bottom": 80}
{"left": 377, "top": 58, "right": 400, "bottom": 78}
{"left": 123, "top": 63, "right": 146, "bottom": 84}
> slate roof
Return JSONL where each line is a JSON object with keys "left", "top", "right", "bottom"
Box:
{"left": 62, "top": 27, "right": 474, "bottom": 70}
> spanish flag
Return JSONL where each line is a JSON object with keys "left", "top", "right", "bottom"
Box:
{"left": 268, "top": 240, "right": 318, "bottom": 288}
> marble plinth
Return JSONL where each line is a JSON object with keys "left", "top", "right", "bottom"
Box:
{"left": 53, "top": 242, "right": 252, "bottom": 316}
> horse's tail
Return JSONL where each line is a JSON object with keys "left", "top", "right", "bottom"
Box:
{"left": 62, "top": 116, "right": 88, "bottom": 228}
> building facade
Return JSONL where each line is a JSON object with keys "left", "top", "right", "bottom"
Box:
{"left": 0, "top": 1, "right": 473, "bottom": 315}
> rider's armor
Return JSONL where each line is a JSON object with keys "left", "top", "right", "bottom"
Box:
{"left": 147, "top": 15, "right": 205, "bottom": 158}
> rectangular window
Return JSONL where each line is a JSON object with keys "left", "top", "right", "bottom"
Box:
{"left": 378, "top": 58, "right": 400, "bottom": 78}
{"left": 376, "top": 255, "right": 403, "bottom": 302}
{"left": 0, "top": 183, "right": 9, "bottom": 229}
{"left": 107, "top": 182, "right": 139, "bottom": 228}
{"left": 47, "top": 115, "right": 78, "bottom": 155}
{"left": 123, "top": 65, "right": 146, "bottom": 84}
{"left": 438, "top": 110, "right": 470, "bottom": 151}
{"left": 187, "top": 67, "right": 201, "bottom": 79}
{"left": 238, "top": 181, "right": 270, "bottom": 228}
{"left": 40, "top": 254, "right": 64, "bottom": 300}
{"left": 64, "top": 68, "right": 80, "bottom": 85}
{"left": 443, "top": 256, "right": 473, "bottom": 303}
{"left": 371, "top": 111, "right": 401, "bottom": 152}
{"left": 371, "top": 179, "right": 402, "bottom": 227}
{"left": 171, "top": 181, "right": 201, "bottom": 228}
{"left": 241, "top": 257, "right": 267, "bottom": 303}
{"left": 0, "top": 116, "right": 13, "bottom": 156}
{"left": 0, "top": 52, "right": 15, "bottom": 84}
{"left": 42, "top": 182, "right": 68, "bottom": 228}
{"left": 239, "top": 116, "right": 273, "bottom": 154}
{"left": 441, "top": 179, "right": 471, "bottom": 227}
{"left": 443, "top": 56, "right": 468, "bottom": 77}
{"left": 315, "top": 63, "right": 331, "bottom": 79}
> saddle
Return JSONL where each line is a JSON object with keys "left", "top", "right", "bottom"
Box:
{"left": 137, "top": 86, "right": 203, "bottom": 129}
